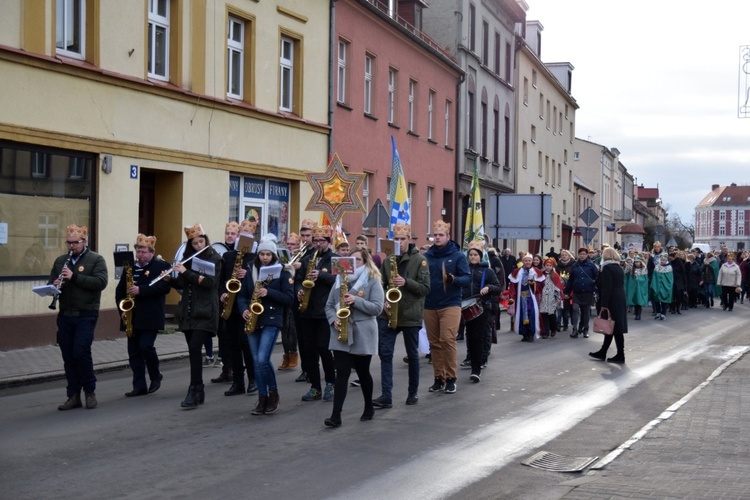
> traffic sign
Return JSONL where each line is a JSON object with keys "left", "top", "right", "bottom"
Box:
{"left": 363, "top": 198, "right": 390, "bottom": 229}
{"left": 579, "top": 207, "right": 599, "bottom": 227}
{"left": 580, "top": 227, "right": 598, "bottom": 245}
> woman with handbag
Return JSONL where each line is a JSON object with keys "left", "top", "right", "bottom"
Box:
{"left": 589, "top": 248, "right": 628, "bottom": 364}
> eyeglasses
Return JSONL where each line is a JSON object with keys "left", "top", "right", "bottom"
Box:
{"left": 313, "top": 239, "right": 327, "bottom": 243}
{"left": 66, "top": 240, "right": 84, "bottom": 246}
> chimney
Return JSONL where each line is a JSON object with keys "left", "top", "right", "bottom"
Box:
{"left": 730, "top": 182, "right": 737, "bottom": 187}
{"left": 712, "top": 184, "right": 719, "bottom": 190}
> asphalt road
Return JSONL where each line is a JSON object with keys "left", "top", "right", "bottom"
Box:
{"left": 1, "top": 308, "right": 747, "bottom": 499}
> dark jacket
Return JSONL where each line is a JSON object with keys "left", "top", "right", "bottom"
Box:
{"left": 647, "top": 250, "right": 665, "bottom": 280}
{"left": 424, "top": 240, "right": 470, "bottom": 310}
{"left": 670, "top": 257, "right": 687, "bottom": 293}
{"left": 598, "top": 261, "right": 628, "bottom": 334}
{"left": 49, "top": 248, "right": 108, "bottom": 316}
{"left": 295, "top": 248, "right": 337, "bottom": 319}
{"left": 500, "top": 254, "right": 517, "bottom": 281}
{"left": 218, "top": 249, "right": 255, "bottom": 317}
{"left": 488, "top": 251, "right": 506, "bottom": 291}
{"left": 380, "top": 245, "right": 431, "bottom": 327}
{"left": 461, "top": 262, "right": 501, "bottom": 309}
{"left": 237, "top": 266, "right": 294, "bottom": 329}
{"left": 564, "top": 258, "right": 599, "bottom": 295}
{"left": 701, "top": 258, "right": 716, "bottom": 284}
{"left": 115, "top": 257, "right": 171, "bottom": 331}
{"left": 172, "top": 248, "right": 223, "bottom": 334}
{"left": 687, "top": 261, "right": 702, "bottom": 291}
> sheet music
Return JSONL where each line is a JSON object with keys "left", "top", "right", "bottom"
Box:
{"left": 258, "top": 263, "right": 282, "bottom": 282}
{"left": 32, "top": 284, "right": 61, "bottom": 297}
{"left": 191, "top": 257, "right": 216, "bottom": 276}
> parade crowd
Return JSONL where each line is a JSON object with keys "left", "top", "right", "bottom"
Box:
{"left": 49, "top": 222, "right": 749, "bottom": 427}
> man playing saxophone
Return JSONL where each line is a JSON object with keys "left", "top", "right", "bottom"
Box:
{"left": 292, "top": 219, "right": 316, "bottom": 383}
{"left": 115, "top": 234, "right": 171, "bottom": 397}
{"left": 217, "top": 220, "right": 257, "bottom": 396}
{"left": 295, "top": 224, "right": 338, "bottom": 402}
{"left": 372, "top": 224, "right": 430, "bottom": 408}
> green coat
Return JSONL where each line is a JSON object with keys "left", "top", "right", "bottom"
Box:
{"left": 626, "top": 268, "right": 649, "bottom": 306}
{"left": 380, "top": 245, "right": 430, "bottom": 327}
{"left": 49, "top": 249, "right": 108, "bottom": 315}
{"left": 650, "top": 264, "right": 674, "bottom": 303}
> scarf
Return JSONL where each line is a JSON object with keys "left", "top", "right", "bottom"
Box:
{"left": 334, "top": 264, "right": 368, "bottom": 311}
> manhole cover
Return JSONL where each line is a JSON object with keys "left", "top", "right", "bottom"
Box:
{"left": 522, "top": 451, "right": 599, "bottom": 472}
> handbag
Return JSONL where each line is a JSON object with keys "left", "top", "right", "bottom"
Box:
{"left": 593, "top": 307, "right": 615, "bottom": 335}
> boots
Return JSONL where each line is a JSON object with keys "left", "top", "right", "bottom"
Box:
{"left": 266, "top": 390, "right": 279, "bottom": 414}
{"left": 210, "top": 366, "right": 233, "bottom": 383}
{"left": 607, "top": 353, "right": 625, "bottom": 364}
{"left": 588, "top": 350, "right": 606, "bottom": 360}
{"left": 181, "top": 384, "right": 205, "bottom": 409}
{"left": 287, "top": 352, "right": 299, "bottom": 369}
{"left": 324, "top": 410, "right": 342, "bottom": 428}
{"left": 58, "top": 391, "right": 82, "bottom": 411}
{"left": 85, "top": 391, "right": 98, "bottom": 409}
{"left": 251, "top": 395, "right": 268, "bottom": 416}
{"left": 277, "top": 354, "right": 290, "bottom": 371}
{"left": 195, "top": 384, "right": 205, "bottom": 405}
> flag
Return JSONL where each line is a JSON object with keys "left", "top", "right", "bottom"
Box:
{"left": 463, "top": 157, "right": 486, "bottom": 260}
{"left": 388, "top": 136, "right": 410, "bottom": 238}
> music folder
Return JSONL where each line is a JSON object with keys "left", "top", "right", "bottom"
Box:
{"left": 32, "top": 284, "right": 61, "bottom": 297}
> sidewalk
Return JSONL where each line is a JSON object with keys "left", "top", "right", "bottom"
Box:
{"left": 0, "top": 332, "right": 189, "bottom": 388}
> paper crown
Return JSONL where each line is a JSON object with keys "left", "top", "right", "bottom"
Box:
{"left": 312, "top": 224, "right": 332, "bottom": 240}
{"left": 135, "top": 233, "right": 156, "bottom": 249}
{"left": 287, "top": 232, "right": 300, "bottom": 245}
{"left": 225, "top": 221, "right": 240, "bottom": 233}
{"left": 300, "top": 218, "right": 315, "bottom": 230}
{"left": 467, "top": 240, "right": 484, "bottom": 253}
{"left": 67, "top": 224, "right": 88, "bottom": 239}
{"left": 393, "top": 224, "right": 411, "bottom": 238}
{"left": 184, "top": 223, "right": 205, "bottom": 240}
{"left": 433, "top": 220, "right": 450, "bottom": 234}
{"left": 239, "top": 218, "right": 257, "bottom": 235}
{"left": 334, "top": 232, "right": 349, "bottom": 248}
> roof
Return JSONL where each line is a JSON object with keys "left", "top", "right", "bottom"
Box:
{"left": 696, "top": 184, "right": 750, "bottom": 208}
{"left": 637, "top": 187, "right": 659, "bottom": 201}
{"left": 619, "top": 222, "right": 646, "bottom": 235}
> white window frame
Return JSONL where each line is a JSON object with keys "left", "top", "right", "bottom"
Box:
{"left": 31, "top": 152, "right": 49, "bottom": 179}
{"left": 388, "top": 68, "right": 396, "bottom": 124}
{"left": 408, "top": 80, "right": 416, "bottom": 132}
{"left": 279, "top": 37, "right": 294, "bottom": 112}
{"left": 39, "top": 213, "right": 61, "bottom": 250}
{"left": 148, "top": 0, "right": 170, "bottom": 80}
{"left": 427, "top": 90, "right": 434, "bottom": 140}
{"left": 56, "top": 0, "right": 85, "bottom": 59}
{"left": 426, "top": 186, "right": 433, "bottom": 235}
{"left": 227, "top": 16, "right": 244, "bottom": 99}
{"left": 720, "top": 210, "right": 726, "bottom": 221}
{"left": 364, "top": 55, "right": 373, "bottom": 114}
{"left": 719, "top": 224, "right": 726, "bottom": 236}
{"left": 362, "top": 172, "right": 371, "bottom": 229}
{"left": 337, "top": 40, "right": 347, "bottom": 104}
{"left": 444, "top": 100, "right": 451, "bottom": 147}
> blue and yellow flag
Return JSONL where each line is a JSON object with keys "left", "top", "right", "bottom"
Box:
{"left": 463, "top": 157, "right": 486, "bottom": 259}
{"left": 388, "top": 136, "right": 410, "bottom": 238}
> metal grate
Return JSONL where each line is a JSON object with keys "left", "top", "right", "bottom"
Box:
{"left": 522, "top": 451, "right": 599, "bottom": 473}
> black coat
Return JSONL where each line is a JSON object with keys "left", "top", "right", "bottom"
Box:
{"left": 115, "top": 257, "right": 171, "bottom": 331}
{"left": 670, "top": 258, "right": 687, "bottom": 293}
{"left": 295, "top": 248, "right": 337, "bottom": 319}
{"left": 461, "top": 262, "right": 501, "bottom": 309}
{"left": 500, "top": 254, "right": 517, "bottom": 281}
{"left": 237, "top": 265, "right": 295, "bottom": 329}
{"left": 597, "top": 262, "right": 628, "bottom": 334}
{"left": 218, "top": 249, "right": 255, "bottom": 317}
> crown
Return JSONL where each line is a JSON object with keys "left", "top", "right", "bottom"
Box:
{"left": 287, "top": 232, "right": 300, "bottom": 245}
{"left": 393, "top": 224, "right": 411, "bottom": 238}
{"left": 135, "top": 234, "right": 156, "bottom": 249}
{"left": 312, "top": 224, "right": 332, "bottom": 240}
{"left": 467, "top": 240, "right": 484, "bottom": 252}
{"left": 225, "top": 221, "right": 240, "bottom": 233}
{"left": 67, "top": 224, "right": 88, "bottom": 239}
{"left": 184, "top": 223, "right": 205, "bottom": 240}
{"left": 300, "top": 218, "right": 315, "bottom": 230}
{"left": 239, "top": 218, "right": 257, "bottom": 235}
{"left": 433, "top": 220, "right": 450, "bottom": 234}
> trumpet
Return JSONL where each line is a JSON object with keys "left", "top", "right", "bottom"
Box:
{"left": 287, "top": 242, "right": 309, "bottom": 266}
{"left": 298, "top": 249, "right": 318, "bottom": 312}
{"left": 149, "top": 245, "right": 209, "bottom": 286}
{"left": 49, "top": 251, "right": 73, "bottom": 310}
{"left": 221, "top": 248, "right": 246, "bottom": 320}
{"left": 119, "top": 262, "right": 135, "bottom": 337}
{"left": 386, "top": 255, "right": 402, "bottom": 329}
{"left": 336, "top": 273, "right": 351, "bottom": 342}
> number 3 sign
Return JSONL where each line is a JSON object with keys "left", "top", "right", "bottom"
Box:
{"left": 130, "top": 165, "right": 138, "bottom": 179}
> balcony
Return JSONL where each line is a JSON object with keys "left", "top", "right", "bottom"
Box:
{"left": 614, "top": 208, "right": 633, "bottom": 221}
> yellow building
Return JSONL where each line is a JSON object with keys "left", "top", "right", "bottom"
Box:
{"left": 0, "top": 0, "right": 330, "bottom": 349}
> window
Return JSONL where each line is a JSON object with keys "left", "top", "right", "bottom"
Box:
{"left": 532, "top": 69, "right": 537, "bottom": 87}
{"left": 468, "top": 3, "right": 476, "bottom": 52}
{"left": 505, "top": 42, "right": 512, "bottom": 82}
{"left": 337, "top": 39, "right": 349, "bottom": 104}
{"left": 388, "top": 68, "right": 397, "bottom": 124}
{"left": 557, "top": 163, "right": 562, "bottom": 186}
{"left": 481, "top": 99, "right": 488, "bottom": 157}
{"left": 546, "top": 100, "right": 551, "bottom": 129}
{"left": 522, "top": 141, "right": 527, "bottom": 168}
{"left": 563, "top": 199, "right": 567, "bottom": 215}
{"left": 494, "top": 33, "right": 501, "bottom": 75}
{"left": 539, "top": 93, "right": 544, "bottom": 119}
{"left": 739, "top": 225, "right": 745, "bottom": 236}
{"left": 56, "top": 0, "right": 85, "bottom": 59}
{"left": 426, "top": 187, "right": 433, "bottom": 234}
{"left": 574, "top": 151, "right": 580, "bottom": 161}
{"left": 148, "top": 0, "right": 169, "bottom": 80}
{"left": 279, "top": 36, "right": 295, "bottom": 112}
{"left": 550, "top": 159, "right": 555, "bottom": 185}
{"left": 545, "top": 156, "right": 549, "bottom": 183}
{"left": 720, "top": 210, "right": 726, "bottom": 221}
{"left": 564, "top": 149, "right": 568, "bottom": 164}
{"left": 444, "top": 100, "right": 452, "bottom": 147}
{"left": 427, "top": 90, "right": 435, "bottom": 140}
{"left": 362, "top": 172, "right": 372, "bottom": 229}
{"left": 740, "top": 211, "right": 745, "bottom": 221}
{"left": 408, "top": 182, "right": 415, "bottom": 206}
{"left": 492, "top": 107, "right": 499, "bottom": 162}
{"left": 227, "top": 17, "right": 245, "bottom": 99}
{"left": 408, "top": 80, "right": 416, "bottom": 132}
{"left": 553, "top": 106, "right": 557, "bottom": 133}
{"left": 537, "top": 151, "right": 542, "bottom": 176}
{"left": 482, "top": 21, "right": 489, "bottom": 66}
{"left": 364, "top": 54, "right": 374, "bottom": 114}
{"left": 531, "top": 125, "right": 536, "bottom": 143}
{"left": 467, "top": 86, "right": 475, "bottom": 150}
{"left": 504, "top": 115, "right": 510, "bottom": 168}
{"left": 1, "top": 141, "right": 95, "bottom": 277}
{"left": 719, "top": 224, "right": 726, "bottom": 236}
{"left": 523, "top": 77, "right": 528, "bottom": 105}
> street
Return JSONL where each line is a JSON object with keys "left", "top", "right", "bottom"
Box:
{"left": 1, "top": 307, "right": 748, "bottom": 500}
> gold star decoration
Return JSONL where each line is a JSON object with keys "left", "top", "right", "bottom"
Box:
{"left": 304, "top": 153, "right": 365, "bottom": 225}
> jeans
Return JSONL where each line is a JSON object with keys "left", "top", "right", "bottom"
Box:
{"left": 571, "top": 292, "right": 594, "bottom": 333}
{"left": 127, "top": 329, "right": 160, "bottom": 391}
{"left": 248, "top": 325, "right": 280, "bottom": 395}
{"left": 378, "top": 323, "right": 420, "bottom": 400}
{"left": 703, "top": 284, "right": 714, "bottom": 305}
{"left": 57, "top": 315, "right": 97, "bottom": 396}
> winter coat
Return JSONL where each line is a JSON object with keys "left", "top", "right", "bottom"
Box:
{"left": 460, "top": 262, "right": 501, "bottom": 310}
{"left": 172, "top": 248, "right": 223, "bottom": 334}
{"left": 701, "top": 257, "right": 716, "bottom": 284}
{"left": 488, "top": 252, "right": 506, "bottom": 291}
{"left": 115, "top": 257, "right": 171, "bottom": 331}
{"left": 539, "top": 270, "right": 564, "bottom": 314}
{"left": 380, "top": 245, "right": 430, "bottom": 327}
{"left": 237, "top": 265, "right": 295, "bottom": 329}
{"left": 295, "top": 248, "right": 337, "bottom": 319}
{"left": 598, "top": 261, "right": 628, "bottom": 335}
{"left": 500, "top": 254, "right": 517, "bottom": 281}
{"left": 686, "top": 262, "right": 702, "bottom": 291}
{"left": 49, "top": 248, "right": 108, "bottom": 316}
{"left": 424, "top": 240, "right": 470, "bottom": 310}
{"left": 670, "top": 257, "right": 687, "bottom": 293}
{"left": 564, "top": 258, "right": 599, "bottom": 295}
{"left": 626, "top": 265, "right": 649, "bottom": 307}
{"left": 717, "top": 262, "right": 742, "bottom": 287}
{"left": 327, "top": 272, "right": 384, "bottom": 355}
{"left": 650, "top": 260, "right": 674, "bottom": 304}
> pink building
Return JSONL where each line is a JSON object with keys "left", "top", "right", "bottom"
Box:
{"left": 695, "top": 183, "right": 750, "bottom": 252}
{"left": 333, "top": 0, "right": 463, "bottom": 247}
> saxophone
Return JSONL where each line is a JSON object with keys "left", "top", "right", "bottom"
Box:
{"left": 386, "top": 255, "right": 402, "bottom": 329}
{"left": 119, "top": 263, "right": 135, "bottom": 337}
{"left": 298, "top": 249, "right": 319, "bottom": 312}
{"left": 245, "top": 275, "right": 272, "bottom": 334}
{"left": 336, "top": 273, "right": 351, "bottom": 343}
{"left": 221, "top": 249, "right": 246, "bottom": 320}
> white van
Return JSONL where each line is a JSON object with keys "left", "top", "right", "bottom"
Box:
{"left": 691, "top": 243, "right": 711, "bottom": 253}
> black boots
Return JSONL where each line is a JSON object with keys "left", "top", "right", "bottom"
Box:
{"left": 607, "top": 353, "right": 625, "bottom": 364}
{"left": 325, "top": 410, "right": 342, "bottom": 428}
{"left": 210, "top": 366, "right": 233, "bottom": 383}
{"left": 266, "top": 390, "right": 279, "bottom": 414}
{"left": 588, "top": 350, "right": 606, "bottom": 360}
{"left": 251, "top": 395, "right": 268, "bottom": 416}
{"left": 181, "top": 384, "right": 205, "bottom": 409}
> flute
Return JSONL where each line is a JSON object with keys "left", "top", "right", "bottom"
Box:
{"left": 149, "top": 245, "right": 209, "bottom": 286}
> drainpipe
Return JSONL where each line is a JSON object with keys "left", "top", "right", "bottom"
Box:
{"left": 328, "top": 0, "right": 336, "bottom": 157}
{"left": 454, "top": 72, "right": 465, "bottom": 243}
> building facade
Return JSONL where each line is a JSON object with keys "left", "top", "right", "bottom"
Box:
{"left": 695, "top": 183, "right": 750, "bottom": 252}
{"left": 333, "top": 0, "right": 462, "bottom": 246}
{"left": 0, "top": 0, "right": 330, "bottom": 349}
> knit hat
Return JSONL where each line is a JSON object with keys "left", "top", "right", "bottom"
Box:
{"left": 257, "top": 234, "right": 277, "bottom": 254}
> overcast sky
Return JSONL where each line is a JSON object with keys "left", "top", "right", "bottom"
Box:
{"left": 526, "top": 0, "right": 750, "bottom": 223}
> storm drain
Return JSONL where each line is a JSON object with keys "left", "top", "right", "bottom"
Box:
{"left": 521, "top": 451, "right": 599, "bottom": 473}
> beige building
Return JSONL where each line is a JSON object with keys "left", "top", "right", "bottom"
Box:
{"left": 514, "top": 21, "right": 578, "bottom": 254}
{"left": 0, "top": 0, "right": 330, "bottom": 349}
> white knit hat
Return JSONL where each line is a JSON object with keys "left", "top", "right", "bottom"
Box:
{"left": 257, "top": 234, "right": 278, "bottom": 254}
